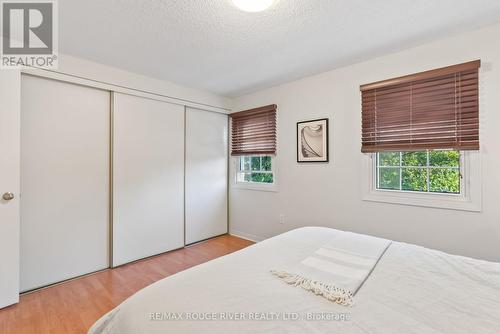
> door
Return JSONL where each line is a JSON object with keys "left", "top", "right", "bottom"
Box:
{"left": 20, "top": 75, "right": 110, "bottom": 292}
{"left": 112, "top": 93, "right": 184, "bottom": 267}
{"left": 185, "top": 108, "right": 228, "bottom": 244}
{"left": 0, "top": 71, "right": 21, "bottom": 308}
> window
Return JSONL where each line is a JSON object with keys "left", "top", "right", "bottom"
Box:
{"left": 363, "top": 150, "right": 481, "bottom": 211}
{"left": 230, "top": 104, "right": 277, "bottom": 191}
{"left": 360, "top": 61, "right": 481, "bottom": 211}
{"left": 376, "top": 150, "right": 460, "bottom": 194}
{"left": 237, "top": 155, "right": 274, "bottom": 184}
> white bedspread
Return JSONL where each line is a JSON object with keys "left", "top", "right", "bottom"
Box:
{"left": 89, "top": 227, "right": 500, "bottom": 334}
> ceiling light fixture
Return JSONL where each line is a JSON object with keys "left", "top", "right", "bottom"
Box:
{"left": 232, "top": 0, "right": 275, "bottom": 12}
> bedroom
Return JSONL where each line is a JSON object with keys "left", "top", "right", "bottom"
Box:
{"left": 0, "top": 0, "right": 499, "bottom": 333}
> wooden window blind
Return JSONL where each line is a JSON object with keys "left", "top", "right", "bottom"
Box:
{"left": 360, "top": 60, "right": 480, "bottom": 153}
{"left": 230, "top": 104, "right": 277, "bottom": 156}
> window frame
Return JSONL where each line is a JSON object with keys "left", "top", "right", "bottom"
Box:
{"left": 362, "top": 150, "right": 481, "bottom": 212}
{"left": 375, "top": 150, "right": 463, "bottom": 195}
{"left": 233, "top": 155, "right": 278, "bottom": 192}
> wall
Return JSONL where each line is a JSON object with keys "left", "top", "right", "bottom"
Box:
{"left": 24, "top": 54, "right": 232, "bottom": 112}
{"left": 229, "top": 23, "right": 500, "bottom": 262}
{"left": 0, "top": 71, "right": 20, "bottom": 308}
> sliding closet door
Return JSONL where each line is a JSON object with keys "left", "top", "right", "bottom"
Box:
{"left": 185, "top": 108, "right": 228, "bottom": 244}
{"left": 113, "top": 93, "right": 184, "bottom": 266}
{"left": 20, "top": 75, "right": 110, "bottom": 292}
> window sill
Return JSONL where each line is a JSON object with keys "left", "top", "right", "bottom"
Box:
{"left": 362, "top": 190, "right": 481, "bottom": 212}
{"left": 233, "top": 182, "right": 278, "bottom": 192}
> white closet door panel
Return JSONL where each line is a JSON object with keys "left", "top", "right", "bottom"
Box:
{"left": 113, "top": 93, "right": 184, "bottom": 266}
{"left": 185, "top": 108, "right": 228, "bottom": 244}
{"left": 20, "top": 75, "right": 110, "bottom": 292}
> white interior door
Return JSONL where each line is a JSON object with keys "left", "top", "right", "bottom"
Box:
{"left": 185, "top": 108, "right": 228, "bottom": 244}
{"left": 0, "top": 71, "right": 21, "bottom": 308}
{"left": 112, "top": 93, "right": 184, "bottom": 267}
{"left": 20, "top": 75, "right": 110, "bottom": 292}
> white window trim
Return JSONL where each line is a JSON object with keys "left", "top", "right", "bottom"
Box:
{"left": 233, "top": 155, "right": 278, "bottom": 192}
{"left": 361, "top": 151, "right": 482, "bottom": 212}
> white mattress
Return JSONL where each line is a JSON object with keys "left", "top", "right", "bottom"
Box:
{"left": 89, "top": 227, "right": 500, "bottom": 334}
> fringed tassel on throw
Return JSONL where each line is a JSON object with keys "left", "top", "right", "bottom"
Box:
{"left": 270, "top": 270, "right": 354, "bottom": 306}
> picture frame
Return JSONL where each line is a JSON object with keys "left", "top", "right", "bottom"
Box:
{"left": 296, "top": 118, "right": 329, "bottom": 163}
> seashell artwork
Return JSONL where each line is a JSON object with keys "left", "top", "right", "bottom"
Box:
{"left": 297, "top": 118, "right": 329, "bottom": 162}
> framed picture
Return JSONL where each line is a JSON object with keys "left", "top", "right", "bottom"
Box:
{"left": 297, "top": 118, "right": 329, "bottom": 163}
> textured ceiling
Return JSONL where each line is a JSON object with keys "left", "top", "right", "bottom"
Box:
{"left": 60, "top": 0, "right": 500, "bottom": 97}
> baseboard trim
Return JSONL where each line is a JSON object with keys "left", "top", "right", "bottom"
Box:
{"left": 229, "top": 230, "right": 265, "bottom": 243}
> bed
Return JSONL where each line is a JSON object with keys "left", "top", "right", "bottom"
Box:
{"left": 89, "top": 227, "right": 500, "bottom": 334}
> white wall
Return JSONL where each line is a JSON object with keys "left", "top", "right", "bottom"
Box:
{"left": 24, "top": 54, "right": 232, "bottom": 112}
{"left": 230, "top": 23, "right": 500, "bottom": 262}
{"left": 0, "top": 71, "right": 20, "bottom": 307}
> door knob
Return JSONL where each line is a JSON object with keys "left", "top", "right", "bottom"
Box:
{"left": 2, "top": 192, "right": 14, "bottom": 201}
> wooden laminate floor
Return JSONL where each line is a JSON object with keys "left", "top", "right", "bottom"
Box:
{"left": 0, "top": 235, "right": 254, "bottom": 334}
